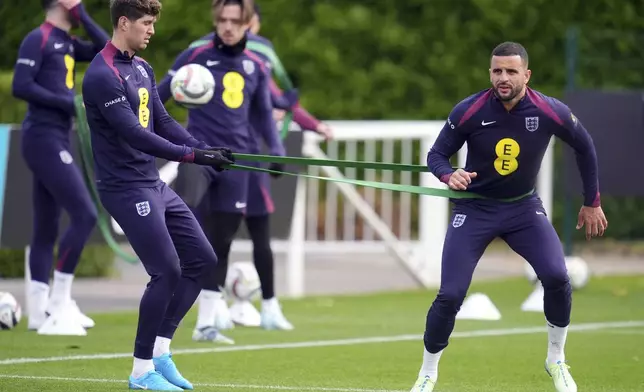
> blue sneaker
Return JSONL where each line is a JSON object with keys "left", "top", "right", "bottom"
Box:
{"left": 153, "top": 353, "right": 194, "bottom": 390}
{"left": 128, "top": 370, "right": 182, "bottom": 390}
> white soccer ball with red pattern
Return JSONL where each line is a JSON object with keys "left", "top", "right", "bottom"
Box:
{"left": 0, "top": 292, "right": 21, "bottom": 330}
{"left": 225, "top": 262, "right": 262, "bottom": 301}
{"left": 566, "top": 256, "right": 590, "bottom": 290}
{"left": 170, "top": 63, "right": 215, "bottom": 108}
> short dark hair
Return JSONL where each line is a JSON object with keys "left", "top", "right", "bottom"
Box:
{"left": 41, "top": 0, "right": 57, "bottom": 10}
{"left": 491, "top": 42, "right": 529, "bottom": 66}
{"left": 109, "top": 0, "right": 162, "bottom": 27}
{"left": 212, "top": 0, "right": 255, "bottom": 24}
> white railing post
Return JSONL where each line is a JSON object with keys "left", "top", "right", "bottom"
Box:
{"left": 539, "top": 138, "right": 555, "bottom": 220}
{"left": 286, "top": 174, "right": 307, "bottom": 298}
{"left": 416, "top": 136, "right": 447, "bottom": 287}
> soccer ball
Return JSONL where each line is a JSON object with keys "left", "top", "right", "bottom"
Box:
{"left": 225, "top": 262, "right": 262, "bottom": 301}
{"left": 0, "top": 292, "right": 22, "bottom": 330}
{"left": 566, "top": 256, "right": 590, "bottom": 290}
{"left": 170, "top": 63, "right": 215, "bottom": 108}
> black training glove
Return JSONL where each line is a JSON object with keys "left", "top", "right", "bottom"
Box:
{"left": 192, "top": 148, "right": 234, "bottom": 171}
{"left": 268, "top": 162, "right": 284, "bottom": 178}
{"left": 207, "top": 146, "right": 235, "bottom": 163}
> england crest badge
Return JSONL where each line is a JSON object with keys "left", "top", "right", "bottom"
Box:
{"left": 136, "top": 201, "right": 151, "bottom": 217}
{"left": 242, "top": 59, "right": 255, "bottom": 75}
{"left": 525, "top": 116, "right": 539, "bottom": 132}
{"left": 137, "top": 64, "right": 149, "bottom": 78}
{"left": 452, "top": 214, "right": 466, "bottom": 228}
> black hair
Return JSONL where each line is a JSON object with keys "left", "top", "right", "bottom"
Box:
{"left": 212, "top": 0, "right": 254, "bottom": 24}
{"left": 491, "top": 41, "right": 529, "bottom": 66}
{"left": 109, "top": 0, "right": 162, "bottom": 28}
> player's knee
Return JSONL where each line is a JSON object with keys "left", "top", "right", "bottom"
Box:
{"left": 185, "top": 248, "right": 218, "bottom": 279}
{"left": 159, "top": 261, "right": 182, "bottom": 288}
{"left": 202, "top": 249, "right": 218, "bottom": 271}
{"left": 540, "top": 268, "right": 570, "bottom": 290}
{"left": 71, "top": 204, "right": 98, "bottom": 231}
{"left": 434, "top": 286, "right": 468, "bottom": 313}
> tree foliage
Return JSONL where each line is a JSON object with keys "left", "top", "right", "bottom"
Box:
{"left": 0, "top": 0, "right": 643, "bottom": 240}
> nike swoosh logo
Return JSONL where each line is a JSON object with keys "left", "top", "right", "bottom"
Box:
{"left": 54, "top": 43, "right": 64, "bottom": 49}
{"left": 204, "top": 154, "right": 215, "bottom": 158}
{"left": 130, "top": 382, "right": 148, "bottom": 389}
{"left": 206, "top": 60, "right": 219, "bottom": 67}
{"left": 481, "top": 120, "right": 496, "bottom": 126}
{"left": 235, "top": 202, "right": 247, "bottom": 209}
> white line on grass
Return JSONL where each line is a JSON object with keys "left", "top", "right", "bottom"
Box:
{"left": 0, "top": 375, "right": 407, "bottom": 392}
{"left": 0, "top": 320, "right": 642, "bottom": 366}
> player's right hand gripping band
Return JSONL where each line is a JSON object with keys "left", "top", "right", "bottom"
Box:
{"left": 193, "top": 147, "right": 235, "bottom": 171}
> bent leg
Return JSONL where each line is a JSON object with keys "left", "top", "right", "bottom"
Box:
{"left": 156, "top": 185, "right": 218, "bottom": 340}
{"left": 424, "top": 210, "right": 497, "bottom": 354}
{"left": 100, "top": 187, "right": 181, "bottom": 361}
{"left": 501, "top": 201, "right": 576, "bottom": 390}
{"left": 501, "top": 208, "right": 571, "bottom": 328}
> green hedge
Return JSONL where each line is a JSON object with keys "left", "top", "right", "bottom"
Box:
{"left": 1, "top": 0, "right": 644, "bottom": 241}
{"left": 0, "top": 244, "right": 116, "bottom": 279}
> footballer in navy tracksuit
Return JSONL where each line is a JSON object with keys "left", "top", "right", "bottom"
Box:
{"left": 12, "top": 0, "right": 108, "bottom": 330}
{"left": 157, "top": 0, "right": 286, "bottom": 338}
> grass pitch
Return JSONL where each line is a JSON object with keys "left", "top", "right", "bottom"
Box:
{"left": 0, "top": 275, "right": 643, "bottom": 391}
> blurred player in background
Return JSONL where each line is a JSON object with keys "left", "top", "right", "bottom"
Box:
{"left": 157, "top": 0, "right": 286, "bottom": 342}
{"left": 410, "top": 42, "right": 606, "bottom": 392}
{"left": 181, "top": 2, "right": 334, "bottom": 332}
{"left": 82, "top": 0, "right": 234, "bottom": 389}
{"left": 12, "top": 0, "right": 109, "bottom": 332}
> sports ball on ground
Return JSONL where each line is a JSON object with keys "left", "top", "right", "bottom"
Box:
{"left": 0, "top": 292, "right": 21, "bottom": 330}
{"left": 225, "top": 262, "right": 262, "bottom": 301}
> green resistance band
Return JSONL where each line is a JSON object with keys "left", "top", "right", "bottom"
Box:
{"left": 245, "top": 40, "right": 294, "bottom": 140}
{"left": 74, "top": 95, "right": 140, "bottom": 264}
{"left": 228, "top": 153, "right": 535, "bottom": 202}
{"left": 227, "top": 162, "right": 533, "bottom": 203}
{"left": 233, "top": 153, "right": 434, "bottom": 173}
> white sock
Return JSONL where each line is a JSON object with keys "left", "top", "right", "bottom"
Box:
{"left": 546, "top": 321, "right": 568, "bottom": 363}
{"left": 153, "top": 336, "right": 171, "bottom": 358}
{"left": 49, "top": 271, "right": 74, "bottom": 309}
{"left": 28, "top": 280, "right": 49, "bottom": 327}
{"left": 131, "top": 357, "right": 154, "bottom": 379}
{"left": 418, "top": 347, "right": 443, "bottom": 380}
{"left": 262, "top": 297, "right": 277, "bottom": 310}
{"left": 196, "top": 290, "right": 220, "bottom": 329}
